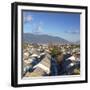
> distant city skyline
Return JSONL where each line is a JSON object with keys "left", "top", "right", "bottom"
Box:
{"left": 23, "top": 11, "right": 80, "bottom": 42}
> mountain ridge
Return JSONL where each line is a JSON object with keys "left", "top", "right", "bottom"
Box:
{"left": 23, "top": 33, "right": 71, "bottom": 44}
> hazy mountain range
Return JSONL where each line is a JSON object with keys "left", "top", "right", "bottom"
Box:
{"left": 23, "top": 33, "right": 78, "bottom": 44}
{"left": 74, "top": 40, "right": 80, "bottom": 45}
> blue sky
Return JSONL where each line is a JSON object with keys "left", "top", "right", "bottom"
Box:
{"left": 23, "top": 11, "right": 80, "bottom": 42}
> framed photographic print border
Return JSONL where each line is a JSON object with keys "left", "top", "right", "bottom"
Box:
{"left": 11, "top": 2, "right": 88, "bottom": 87}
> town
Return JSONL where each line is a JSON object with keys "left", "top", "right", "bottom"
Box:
{"left": 23, "top": 42, "right": 80, "bottom": 77}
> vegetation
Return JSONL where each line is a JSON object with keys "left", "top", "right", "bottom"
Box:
{"left": 73, "top": 69, "right": 80, "bottom": 75}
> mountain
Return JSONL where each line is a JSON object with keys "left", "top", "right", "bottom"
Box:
{"left": 23, "top": 33, "right": 71, "bottom": 44}
{"left": 72, "top": 40, "right": 80, "bottom": 45}
{"left": 75, "top": 41, "right": 80, "bottom": 44}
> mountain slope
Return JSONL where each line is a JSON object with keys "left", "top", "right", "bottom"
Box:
{"left": 23, "top": 33, "right": 70, "bottom": 44}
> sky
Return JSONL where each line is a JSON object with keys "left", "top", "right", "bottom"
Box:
{"left": 23, "top": 11, "right": 80, "bottom": 42}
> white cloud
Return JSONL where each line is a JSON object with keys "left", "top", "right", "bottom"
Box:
{"left": 65, "top": 29, "right": 80, "bottom": 34}
{"left": 32, "top": 22, "right": 43, "bottom": 34}
{"left": 24, "top": 15, "right": 33, "bottom": 23}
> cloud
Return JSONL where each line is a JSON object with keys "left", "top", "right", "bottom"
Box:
{"left": 32, "top": 22, "right": 43, "bottom": 34}
{"left": 23, "top": 12, "right": 43, "bottom": 34}
{"left": 24, "top": 15, "right": 33, "bottom": 23}
{"left": 65, "top": 30, "right": 80, "bottom": 34}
